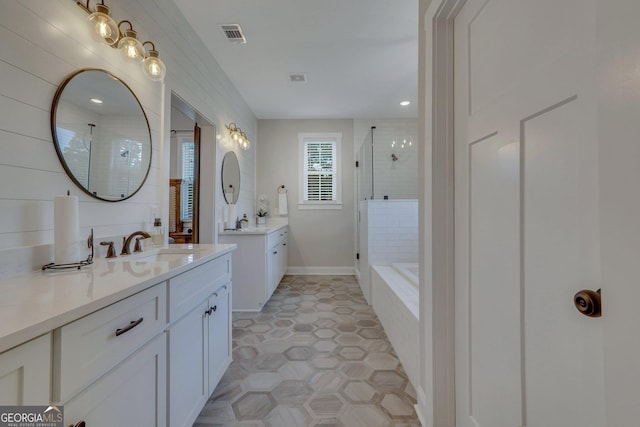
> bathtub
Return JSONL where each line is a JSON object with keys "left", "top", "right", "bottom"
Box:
{"left": 392, "top": 262, "right": 419, "bottom": 288}
{"left": 370, "top": 263, "right": 419, "bottom": 389}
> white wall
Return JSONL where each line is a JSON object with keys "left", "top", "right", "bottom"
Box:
{"left": 256, "top": 119, "right": 354, "bottom": 273}
{"left": 0, "top": 0, "right": 256, "bottom": 275}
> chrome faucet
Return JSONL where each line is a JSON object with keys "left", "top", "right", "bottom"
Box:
{"left": 121, "top": 231, "right": 151, "bottom": 255}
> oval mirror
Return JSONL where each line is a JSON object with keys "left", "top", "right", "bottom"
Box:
{"left": 221, "top": 151, "right": 240, "bottom": 204}
{"left": 51, "top": 69, "right": 152, "bottom": 201}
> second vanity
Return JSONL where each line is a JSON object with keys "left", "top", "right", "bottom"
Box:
{"left": 219, "top": 223, "right": 288, "bottom": 311}
{"left": 0, "top": 243, "right": 235, "bottom": 427}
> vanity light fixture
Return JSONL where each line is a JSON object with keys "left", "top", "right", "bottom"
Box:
{"left": 142, "top": 41, "right": 166, "bottom": 81}
{"left": 225, "top": 123, "right": 251, "bottom": 150}
{"left": 76, "top": 0, "right": 166, "bottom": 82}
{"left": 117, "top": 21, "right": 145, "bottom": 63}
{"left": 84, "top": 0, "right": 118, "bottom": 45}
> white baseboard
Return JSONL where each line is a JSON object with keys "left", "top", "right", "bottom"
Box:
{"left": 415, "top": 385, "right": 431, "bottom": 427}
{"left": 286, "top": 266, "right": 355, "bottom": 275}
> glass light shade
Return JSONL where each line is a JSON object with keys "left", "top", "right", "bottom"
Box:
{"left": 88, "top": 7, "right": 118, "bottom": 45}
{"left": 118, "top": 30, "right": 145, "bottom": 63}
{"left": 240, "top": 139, "right": 250, "bottom": 150}
{"left": 142, "top": 54, "right": 166, "bottom": 81}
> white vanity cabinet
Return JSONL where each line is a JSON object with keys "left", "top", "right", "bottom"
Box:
{"left": 0, "top": 334, "right": 51, "bottom": 405}
{"left": 220, "top": 226, "right": 288, "bottom": 311}
{"left": 167, "top": 254, "right": 232, "bottom": 427}
{"left": 58, "top": 283, "right": 167, "bottom": 427}
{"left": 0, "top": 244, "right": 235, "bottom": 427}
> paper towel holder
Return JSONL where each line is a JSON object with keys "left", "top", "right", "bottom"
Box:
{"left": 42, "top": 229, "right": 94, "bottom": 271}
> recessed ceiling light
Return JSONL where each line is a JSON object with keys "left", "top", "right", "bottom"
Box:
{"left": 289, "top": 73, "right": 308, "bottom": 83}
{"left": 90, "top": 98, "right": 103, "bottom": 104}
{"left": 400, "top": 100, "right": 411, "bottom": 106}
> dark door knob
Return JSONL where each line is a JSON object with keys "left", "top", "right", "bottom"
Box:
{"left": 574, "top": 288, "right": 601, "bottom": 318}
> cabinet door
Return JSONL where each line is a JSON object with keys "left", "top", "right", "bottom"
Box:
{"left": 64, "top": 333, "right": 166, "bottom": 427}
{"left": 267, "top": 244, "right": 279, "bottom": 296}
{"left": 0, "top": 334, "right": 51, "bottom": 405}
{"left": 208, "top": 284, "right": 232, "bottom": 391}
{"left": 168, "top": 300, "right": 208, "bottom": 427}
{"left": 281, "top": 236, "right": 288, "bottom": 279}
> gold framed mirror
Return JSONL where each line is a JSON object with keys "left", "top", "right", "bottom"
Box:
{"left": 51, "top": 68, "right": 152, "bottom": 201}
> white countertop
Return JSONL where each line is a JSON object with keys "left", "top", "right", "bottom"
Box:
{"left": 0, "top": 244, "right": 236, "bottom": 354}
{"left": 218, "top": 223, "right": 288, "bottom": 236}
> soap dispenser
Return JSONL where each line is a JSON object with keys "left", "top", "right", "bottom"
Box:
{"left": 240, "top": 213, "right": 249, "bottom": 229}
{"left": 152, "top": 218, "right": 164, "bottom": 246}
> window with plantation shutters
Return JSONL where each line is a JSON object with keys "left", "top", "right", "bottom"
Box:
{"left": 180, "top": 140, "right": 195, "bottom": 221}
{"left": 298, "top": 132, "right": 342, "bottom": 209}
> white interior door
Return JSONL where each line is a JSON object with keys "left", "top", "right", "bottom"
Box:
{"left": 453, "top": 0, "right": 605, "bottom": 426}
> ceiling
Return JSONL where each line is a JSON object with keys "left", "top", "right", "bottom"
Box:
{"left": 171, "top": 0, "right": 419, "bottom": 120}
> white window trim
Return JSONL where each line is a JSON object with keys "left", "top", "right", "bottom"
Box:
{"left": 298, "top": 132, "right": 342, "bottom": 210}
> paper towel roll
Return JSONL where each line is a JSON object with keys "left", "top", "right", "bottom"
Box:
{"left": 54, "top": 193, "right": 80, "bottom": 264}
{"left": 227, "top": 203, "right": 237, "bottom": 227}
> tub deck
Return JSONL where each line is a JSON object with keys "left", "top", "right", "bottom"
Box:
{"left": 370, "top": 264, "right": 420, "bottom": 389}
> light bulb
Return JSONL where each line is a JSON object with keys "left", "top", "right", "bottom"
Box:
{"left": 142, "top": 52, "right": 166, "bottom": 82}
{"left": 118, "top": 28, "right": 144, "bottom": 63}
{"left": 88, "top": 7, "right": 118, "bottom": 45}
{"left": 96, "top": 19, "right": 111, "bottom": 38}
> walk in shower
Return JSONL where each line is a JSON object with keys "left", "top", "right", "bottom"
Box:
{"left": 357, "top": 125, "right": 419, "bottom": 201}
{"left": 355, "top": 122, "right": 420, "bottom": 388}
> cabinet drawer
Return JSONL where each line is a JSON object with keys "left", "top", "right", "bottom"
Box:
{"left": 64, "top": 333, "right": 166, "bottom": 427}
{"left": 169, "top": 254, "right": 231, "bottom": 321}
{"left": 266, "top": 230, "right": 280, "bottom": 249}
{"left": 56, "top": 283, "right": 167, "bottom": 402}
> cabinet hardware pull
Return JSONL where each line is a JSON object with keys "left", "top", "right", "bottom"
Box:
{"left": 205, "top": 308, "right": 212, "bottom": 316}
{"left": 223, "top": 285, "right": 227, "bottom": 290}
{"left": 115, "top": 317, "right": 144, "bottom": 336}
{"left": 214, "top": 292, "right": 218, "bottom": 297}
{"left": 211, "top": 305, "right": 217, "bottom": 312}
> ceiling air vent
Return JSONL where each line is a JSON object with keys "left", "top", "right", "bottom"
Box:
{"left": 289, "top": 73, "right": 308, "bottom": 83}
{"left": 220, "top": 24, "right": 246, "bottom": 44}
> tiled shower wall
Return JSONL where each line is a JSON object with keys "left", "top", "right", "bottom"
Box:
{"left": 354, "top": 119, "right": 418, "bottom": 200}
{"left": 358, "top": 199, "right": 418, "bottom": 302}
{"left": 367, "top": 199, "right": 419, "bottom": 264}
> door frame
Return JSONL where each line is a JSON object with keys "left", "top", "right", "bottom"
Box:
{"left": 424, "top": 0, "right": 466, "bottom": 425}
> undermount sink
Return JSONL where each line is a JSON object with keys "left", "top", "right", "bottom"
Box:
{"left": 108, "top": 247, "right": 196, "bottom": 263}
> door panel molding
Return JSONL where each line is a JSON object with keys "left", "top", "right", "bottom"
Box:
{"left": 468, "top": 131, "right": 521, "bottom": 427}
{"left": 518, "top": 94, "right": 578, "bottom": 426}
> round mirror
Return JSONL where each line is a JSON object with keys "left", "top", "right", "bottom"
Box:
{"left": 221, "top": 151, "right": 240, "bottom": 204}
{"left": 51, "top": 69, "right": 152, "bottom": 201}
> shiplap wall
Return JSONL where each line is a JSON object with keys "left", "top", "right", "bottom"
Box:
{"left": 0, "top": 0, "right": 256, "bottom": 275}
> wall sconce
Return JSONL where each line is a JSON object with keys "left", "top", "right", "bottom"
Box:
{"left": 117, "top": 21, "right": 145, "bottom": 63}
{"left": 142, "top": 42, "right": 166, "bottom": 81}
{"left": 226, "top": 123, "right": 251, "bottom": 150}
{"left": 77, "top": 0, "right": 166, "bottom": 82}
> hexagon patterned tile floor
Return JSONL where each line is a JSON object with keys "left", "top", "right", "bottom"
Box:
{"left": 194, "top": 275, "right": 421, "bottom": 427}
